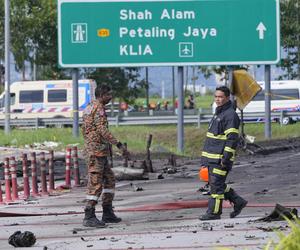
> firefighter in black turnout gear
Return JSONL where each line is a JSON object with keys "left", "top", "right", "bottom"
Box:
{"left": 200, "top": 86, "right": 247, "bottom": 221}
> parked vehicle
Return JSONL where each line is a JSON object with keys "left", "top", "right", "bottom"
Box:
{"left": 212, "top": 80, "right": 300, "bottom": 124}
{"left": 0, "top": 79, "right": 96, "bottom": 119}
{"left": 245, "top": 80, "right": 300, "bottom": 124}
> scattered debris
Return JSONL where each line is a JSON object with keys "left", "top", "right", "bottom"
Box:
{"left": 245, "top": 235, "right": 257, "bottom": 240}
{"left": 168, "top": 154, "right": 177, "bottom": 167}
{"left": 113, "top": 167, "right": 145, "bottom": 181}
{"left": 25, "top": 141, "right": 61, "bottom": 150}
{"left": 8, "top": 231, "right": 36, "bottom": 247}
{"left": 163, "top": 167, "right": 177, "bottom": 174}
{"left": 256, "top": 226, "right": 287, "bottom": 232}
{"left": 147, "top": 172, "right": 164, "bottom": 180}
{"left": 5, "top": 223, "right": 20, "bottom": 226}
{"left": 255, "top": 189, "right": 269, "bottom": 195}
{"left": 201, "top": 223, "right": 213, "bottom": 231}
{"left": 157, "top": 174, "right": 164, "bottom": 179}
{"left": 81, "top": 237, "right": 88, "bottom": 242}
{"left": 130, "top": 183, "right": 144, "bottom": 192}
{"left": 126, "top": 241, "right": 136, "bottom": 244}
{"left": 145, "top": 134, "right": 154, "bottom": 173}
{"left": 99, "top": 237, "right": 107, "bottom": 240}
{"left": 245, "top": 234, "right": 265, "bottom": 240}
{"left": 254, "top": 164, "right": 272, "bottom": 169}
{"left": 255, "top": 204, "right": 298, "bottom": 222}
{"left": 224, "top": 224, "right": 234, "bottom": 228}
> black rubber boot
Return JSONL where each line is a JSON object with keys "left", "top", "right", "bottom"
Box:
{"left": 230, "top": 197, "right": 248, "bottom": 218}
{"left": 199, "top": 197, "right": 222, "bottom": 221}
{"left": 199, "top": 213, "right": 221, "bottom": 221}
{"left": 102, "top": 204, "right": 122, "bottom": 223}
{"left": 225, "top": 188, "right": 248, "bottom": 218}
{"left": 83, "top": 206, "right": 106, "bottom": 228}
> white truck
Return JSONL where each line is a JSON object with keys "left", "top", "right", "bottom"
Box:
{"left": 0, "top": 79, "right": 96, "bottom": 119}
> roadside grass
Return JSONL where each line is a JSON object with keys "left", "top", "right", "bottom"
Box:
{"left": 0, "top": 128, "right": 84, "bottom": 149}
{"left": 242, "top": 122, "right": 300, "bottom": 141}
{"left": 1, "top": 122, "right": 300, "bottom": 156}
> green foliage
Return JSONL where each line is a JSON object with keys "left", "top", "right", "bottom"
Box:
{"left": 86, "top": 67, "right": 143, "bottom": 103}
{"left": 0, "top": 0, "right": 66, "bottom": 80}
{"left": 264, "top": 218, "right": 300, "bottom": 250}
{"left": 279, "top": 0, "right": 300, "bottom": 79}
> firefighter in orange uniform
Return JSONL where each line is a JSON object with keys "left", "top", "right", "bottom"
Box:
{"left": 82, "top": 84, "right": 129, "bottom": 227}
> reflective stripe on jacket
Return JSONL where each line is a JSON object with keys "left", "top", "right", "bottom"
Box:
{"left": 201, "top": 100, "right": 240, "bottom": 166}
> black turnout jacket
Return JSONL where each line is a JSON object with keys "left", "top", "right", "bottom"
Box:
{"left": 201, "top": 100, "right": 240, "bottom": 168}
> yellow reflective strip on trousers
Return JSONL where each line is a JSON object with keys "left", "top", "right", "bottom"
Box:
{"left": 214, "top": 198, "right": 220, "bottom": 214}
{"left": 212, "top": 168, "right": 227, "bottom": 176}
{"left": 224, "top": 146, "right": 236, "bottom": 153}
{"left": 224, "top": 128, "right": 239, "bottom": 135}
{"left": 202, "top": 151, "right": 223, "bottom": 159}
{"left": 211, "top": 194, "right": 224, "bottom": 199}
{"left": 206, "top": 132, "right": 226, "bottom": 140}
{"left": 225, "top": 185, "right": 231, "bottom": 193}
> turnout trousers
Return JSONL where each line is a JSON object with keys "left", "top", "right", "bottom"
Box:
{"left": 85, "top": 155, "right": 115, "bottom": 205}
{"left": 207, "top": 162, "right": 230, "bottom": 216}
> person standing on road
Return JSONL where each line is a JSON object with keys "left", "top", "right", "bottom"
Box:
{"left": 82, "top": 84, "right": 130, "bottom": 228}
{"left": 199, "top": 86, "right": 247, "bottom": 221}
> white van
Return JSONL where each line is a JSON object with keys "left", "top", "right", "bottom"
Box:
{"left": 0, "top": 79, "right": 96, "bottom": 119}
{"left": 243, "top": 80, "right": 300, "bottom": 114}
{"left": 212, "top": 80, "right": 300, "bottom": 124}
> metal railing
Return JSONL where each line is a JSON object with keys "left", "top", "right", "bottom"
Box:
{"left": 0, "top": 110, "right": 299, "bottom": 128}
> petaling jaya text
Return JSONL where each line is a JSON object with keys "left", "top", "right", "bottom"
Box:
{"left": 119, "top": 27, "right": 217, "bottom": 40}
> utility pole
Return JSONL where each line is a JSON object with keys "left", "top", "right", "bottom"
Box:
{"left": 172, "top": 66, "right": 176, "bottom": 113}
{"left": 72, "top": 68, "right": 79, "bottom": 137}
{"left": 4, "top": 0, "right": 11, "bottom": 134}
{"left": 264, "top": 65, "right": 271, "bottom": 139}
{"left": 177, "top": 66, "right": 184, "bottom": 153}
{"left": 145, "top": 67, "right": 149, "bottom": 113}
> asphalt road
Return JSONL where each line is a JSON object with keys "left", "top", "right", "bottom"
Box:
{"left": 0, "top": 138, "right": 300, "bottom": 249}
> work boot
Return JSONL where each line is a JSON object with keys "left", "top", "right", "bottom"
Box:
{"left": 224, "top": 188, "right": 248, "bottom": 218}
{"left": 199, "top": 213, "right": 221, "bottom": 221}
{"left": 102, "top": 204, "right": 122, "bottom": 223}
{"left": 199, "top": 196, "right": 223, "bottom": 221}
{"left": 83, "top": 206, "right": 106, "bottom": 228}
{"left": 230, "top": 197, "right": 248, "bottom": 218}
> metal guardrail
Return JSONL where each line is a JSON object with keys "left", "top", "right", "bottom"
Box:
{"left": 0, "top": 111, "right": 299, "bottom": 128}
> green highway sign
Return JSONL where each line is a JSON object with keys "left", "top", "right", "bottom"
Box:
{"left": 58, "top": 0, "right": 280, "bottom": 67}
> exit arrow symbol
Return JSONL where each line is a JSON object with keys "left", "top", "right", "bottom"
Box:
{"left": 256, "top": 22, "right": 267, "bottom": 40}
